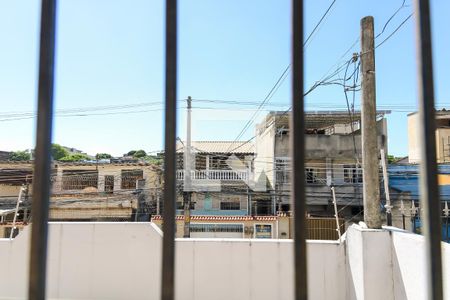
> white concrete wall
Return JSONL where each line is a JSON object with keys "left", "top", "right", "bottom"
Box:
{"left": 391, "top": 229, "right": 450, "bottom": 300}
{"left": 254, "top": 122, "right": 276, "bottom": 189}
{"left": 346, "top": 225, "right": 394, "bottom": 300}
{"left": 408, "top": 113, "right": 420, "bottom": 163}
{"left": 176, "top": 239, "right": 345, "bottom": 300}
{"left": 346, "top": 225, "right": 450, "bottom": 300}
{"left": 1, "top": 223, "right": 449, "bottom": 300}
{"left": 0, "top": 223, "right": 163, "bottom": 300}
{"left": 0, "top": 223, "right": 345, "bottom": 300}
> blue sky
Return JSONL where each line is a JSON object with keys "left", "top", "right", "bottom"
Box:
{"left": 0, "top": 0, "right": 449, "bottom": 157}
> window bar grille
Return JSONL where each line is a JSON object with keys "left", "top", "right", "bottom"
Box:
{"left": 161, "top": 0, "right": 177, "bottom": 300}
{"left": 414, "top": 0, "right": 443, "bottom": 299}
{"left": 28, "top": 0, "right": 57, "bottom": 299}
{"left": 291, "top": 1, "right": 307, "bottom": 300}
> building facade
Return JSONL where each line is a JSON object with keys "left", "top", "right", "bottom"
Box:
{"left": 151, "top": 215, "right": 289, "bottom": 239}
{"left": 408, "top": 110, "right": 450, "bottom": 163}
{"left": 0, "top": 161, "right": 161, "bottom": 236}
{"left": 175, "top": 141, "right": 258, "bottom": 216}
{"left": 254, "top": 111, "right": 390, "bottom": 223}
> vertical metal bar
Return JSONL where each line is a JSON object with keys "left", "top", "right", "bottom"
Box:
{"left": 161, "top": 0, "right": 177, "bottom": 299}
{"left": 414, "top": 0, "right": 443, "bottom": 299}
{"left": 291, "top": 0, "right": 307, "bottom": 299}
{"left": 28, "top": 0, "right": 57, "bottom": 299}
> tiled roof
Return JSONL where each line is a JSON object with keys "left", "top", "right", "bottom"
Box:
{"left": 151, "top": 215, "right": 277, "bottom": 221}
{"left": 176, "top": 141, "right": 254, "bottom": 154}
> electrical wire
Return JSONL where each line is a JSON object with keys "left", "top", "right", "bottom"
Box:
{"left": 225, "top": 0, "right": 340, "bottom": 152}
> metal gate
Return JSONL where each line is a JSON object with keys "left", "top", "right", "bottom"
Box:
{"left": 306, "top": 217, "right": 345, "bottom": 240}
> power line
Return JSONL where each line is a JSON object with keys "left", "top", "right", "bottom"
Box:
{"left": 303, "top": 0, "right": 338, "bottom": 48}
{"left": 376, "top": 13, "right": 414, "bottom": 49}
{"left": 375, "top": 0, "right": 408, "bottom": 39}
{"left": 225, "top": 0, "right": 340, "bottom": 152}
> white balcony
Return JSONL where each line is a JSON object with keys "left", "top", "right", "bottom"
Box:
{"left": 176, "top": 169, "right": 250, "bottom": 182}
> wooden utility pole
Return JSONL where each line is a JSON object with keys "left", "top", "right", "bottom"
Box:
{"left": 183, "top": 96, "right": 192, "bottom": 237}
{"left": 361, "top": 16, "right": 382, "bottom": 229}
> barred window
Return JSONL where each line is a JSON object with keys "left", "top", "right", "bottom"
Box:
{"left": 343, "top": 165, "right": 363, "bottom": 183}
{"left": 220, "top": 201, "right": 240, "bottom": 210}
{"left": 275, "top": 158, "right": 290, "bottom": 183}
{"left": 121, "top": 169, "right": 143, "bottom": 189}
{"left": 104, "top": 175, "right": 114, "bottom": 193}
{"left": 62, "top": 170, "right": 98, "bottom": 190}
{"left": 305, "top": 168, "right": 317, "bottom": 183}
{"left": 190, "top": 224, "right": 243, "bottom": 233}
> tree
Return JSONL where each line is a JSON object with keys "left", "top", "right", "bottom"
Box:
{"left": 387, "top": 155, "right": 402, "bottom": 164}
{"left": 126, "top": 150, "right": 137, "bottom": 156}
{"left": 133, "top": 150, "right": 147, "bottom": 158}
{"left": 9, "top": 151, "right": 31, "bottom": 161}
{"left": 96, "top": 153, "right": 112, "bottom": 160}
{"left": 51, "top": 144, "right": 69, "bottom": 160}
{"left": 59, "top": 153, "right": 89, "bottom": 162}
{"left": 143, "top": 155, "right": 163, "bottom": 165}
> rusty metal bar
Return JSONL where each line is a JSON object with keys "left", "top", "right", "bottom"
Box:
{"left": 28, "top": 0, "right": 57, "bottom": 299}
{"left": 414, "top": 0, "right": 443, "bottom": 299}
{"left": 291, "top": 0, "right": 307, "bottom": 299}
{"left": 161, "top": 0, "right": 177, "bottom": 299}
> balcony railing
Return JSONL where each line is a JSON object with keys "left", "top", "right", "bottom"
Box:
{"left": 176, "top": 169, "right": 250, "bottom": 181}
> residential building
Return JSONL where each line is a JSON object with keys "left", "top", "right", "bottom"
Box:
{"left": 151, "top": 214, "right": 289, "bottom": 238}
{"left": 389, "top": 163, "right": 450, "bottom": 240}
{"left": 175, "top": 141, "right": 257, "bottom": 216}
{"left": 0, "top": 151, "right": 10, "bottom": 161}
{"left": 0, "top": 161, "right": 161, "bottom": 236}
{"left": 62, "top": 146, "right": 89, "bottom": 157}
{"left": 254, "top": 110, "right": 390, "bottom": 223}
{"left": 405, "top": 109, "right": 450, "bottom": 239}
{"left": 408, "top": 109, "right": 450, "bottom": 163}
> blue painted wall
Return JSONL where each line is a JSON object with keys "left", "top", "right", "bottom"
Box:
{"left": 389, "top": 164, "right": 450, "bottom": 242}
{"left": 389, "top": 164, "right": 450, "bottom": 201}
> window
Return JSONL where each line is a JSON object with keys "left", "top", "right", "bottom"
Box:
{"left": 121, "top": 169, "right": 143, "bottom": 189}
{"left": 176, "top": 201, "right": 184, "bottom": 210}
{"left": 176, "top": 201, "right": 195, "bottom": 210}
{"left": 344, "top": 165, "right": 363, "bottom": 183}
{"left": 209, "top": 155, "right": 229, "bottom": 170}
{"left": 281, "top": 204, "right": 290, "bottom": 212}
{"left": 220, "top": 201, "right": 240, "bottom": 210}
{"left": 104, "top": 175, "right": 114, "bottom": 193}
{"left": 190, "top": 224, "right": 243, "bottom": 233}
{"left": 305, "top": 168, "right": 317, "bottom": 183}
{"left": 254, "top": 224, "right": 272, "bottom": 238}
{"left": 62, "top": 170, "right": 98, "bottom": 190}
{"left": 275, "top": 158, "right": 290, "bottom": 183}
